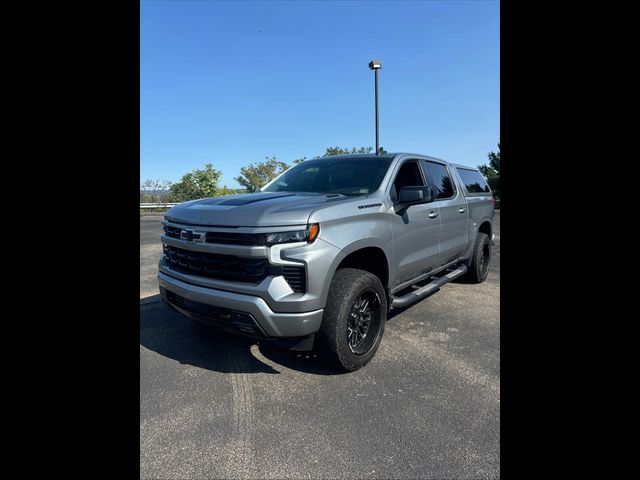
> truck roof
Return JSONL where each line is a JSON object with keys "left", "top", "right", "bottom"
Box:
{"left": 303, "top": 153, "right": 480, "bottom": 172}
{"left": 450, "top": 162, "right": 480, "bottom": 171}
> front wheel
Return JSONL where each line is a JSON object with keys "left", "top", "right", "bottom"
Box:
{"left": 316, "top": 268, "right": 387, "bottom": 372}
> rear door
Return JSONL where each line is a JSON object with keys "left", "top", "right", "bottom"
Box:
{"left": 420, "top": 160, "right": 469, "bottom": 265}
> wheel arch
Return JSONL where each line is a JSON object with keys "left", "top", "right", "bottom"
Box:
{"left": 463, "top": 216, "right": 493, "bottom": 264}
{"left": 319, "top": 240, "right": 391, "bottom": 309}
{"left": 478, "top": 220, "right": 492, "bottom": 238}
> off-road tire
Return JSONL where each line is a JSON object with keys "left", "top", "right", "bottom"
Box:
{"left": 463, "top": 232, "right": 491, "bottom": 283}
{"left": 316, "top": 268, "right": 387, "bottom": 372}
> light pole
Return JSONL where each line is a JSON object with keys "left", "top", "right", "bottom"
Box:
{"left": 368, "top": 59, "right": 382, "bottom": 155}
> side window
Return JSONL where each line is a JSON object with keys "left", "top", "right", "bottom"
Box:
{"left": 391, "top": 161, "right": 424, "bottom": 201}
{"left": 456, "top": 168, "right": 491, "bottom": 194}
{"left": 421, "top": 161, "right": 455, "bottom": 199}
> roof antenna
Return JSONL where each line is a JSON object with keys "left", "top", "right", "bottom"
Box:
{"left": 368, "top": 59, "right": 382, "bottom": 155}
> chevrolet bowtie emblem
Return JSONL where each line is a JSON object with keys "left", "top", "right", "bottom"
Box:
{"left": 180, "top": 229, "right": 206, "bottom": 243}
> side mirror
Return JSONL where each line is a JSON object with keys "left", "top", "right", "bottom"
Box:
{"left": 395, "top": 186, "right": 433, "bottom": 215}
{"left": 398, "top": 186, "right": 433, "bottom": 204}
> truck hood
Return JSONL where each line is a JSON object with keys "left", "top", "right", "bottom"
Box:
{"left": 164, "top": 192, "right": 355, "bottom": 227}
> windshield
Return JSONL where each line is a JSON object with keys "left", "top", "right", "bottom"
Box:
{"left": 263, "top": 156, "right": 393, "bottom": 196}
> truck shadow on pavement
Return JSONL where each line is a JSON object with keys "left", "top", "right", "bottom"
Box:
{"left": 140, "top": 295, "right": 344, "bottom": 375}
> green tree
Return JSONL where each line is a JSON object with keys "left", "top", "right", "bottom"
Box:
{"left": 140, "top": 179, "right": 173, "bottom": 203}
{"left": 168, "top": 164, "right": 225, "bottom": 202}
{"left": 235, "top": 157, "right": 290, "bottom": 192}
{"left": 218, "top": 185, "right": 236, "bottom": 196}
{"left": 321, "top": 146, "right": 373, "bottom": 157}
{"left": 478, "top": 143, "right": 500, "bottom": 199}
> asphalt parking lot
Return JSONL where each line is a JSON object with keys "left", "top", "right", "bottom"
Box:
{"left": 140, "top": 212, "right": 500, "bottom": 479}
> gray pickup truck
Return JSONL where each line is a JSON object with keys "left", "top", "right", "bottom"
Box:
{"left": 159, "top": 153, "right": 494, "bottom": 371}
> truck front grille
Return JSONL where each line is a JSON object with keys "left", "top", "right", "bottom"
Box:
{"left": 164, "top": 225, "right": 182, "bottom": 239}
{"left": 162, "top": 244, "right": 306, "bottom": 292}
{"left": 163, "top": 245, "right": 268, "bottom": 284}
{"left": 205, "top": 231, "right": 265, "bottom": 246}
{"left": 163, "top": 225, "right": 264, "bottom": 245}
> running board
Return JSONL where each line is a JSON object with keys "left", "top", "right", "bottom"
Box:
{"left": 390, "top": 264, "right": 468, "bottom": 309}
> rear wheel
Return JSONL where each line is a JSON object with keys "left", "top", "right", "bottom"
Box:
{"left": 463, "top": 232, "right": 491, "bottom": 283}
{"left": 316, "top": 268, "right": 387, "bottom": 371}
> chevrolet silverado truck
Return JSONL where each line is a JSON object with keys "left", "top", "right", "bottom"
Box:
{"left": 158, "top": 153, "right": 494, "bottom": 371}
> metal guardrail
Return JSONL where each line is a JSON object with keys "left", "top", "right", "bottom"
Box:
{"left": 140, "top": 203, "right": 178, "bottom": 209}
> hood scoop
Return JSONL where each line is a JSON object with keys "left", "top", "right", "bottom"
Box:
{"left": 215, "top": 193, "right": 297, "bottom": 206}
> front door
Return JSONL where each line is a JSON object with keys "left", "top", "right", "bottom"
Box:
{"left": 388, "top": 159, "right": 441, "bottom": 289}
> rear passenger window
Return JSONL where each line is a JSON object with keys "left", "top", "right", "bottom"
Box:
{"left": 421, "top": 161, "right": 454, "bottom": 199}
{"left": 456, "top": 168, "right": 491, "bottom": 194}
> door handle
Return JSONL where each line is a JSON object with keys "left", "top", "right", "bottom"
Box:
{"left": 428, "top": 211, "right": 439, "bottom": 218}
{"left": 458, "top": 208, "right": 466, "bottom": 213}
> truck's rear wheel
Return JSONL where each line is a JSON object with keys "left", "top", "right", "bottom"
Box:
{"left": 463, "top": 232, "right": 491, "bottom": 283}
{"left": 316, "top": 268, "right": 387, "bottom": 372}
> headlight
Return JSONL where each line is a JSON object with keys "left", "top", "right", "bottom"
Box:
{"left": 265, "top": 223, "right": 319, "bottom": 246}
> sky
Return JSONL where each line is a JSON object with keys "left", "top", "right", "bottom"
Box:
{"left": 140, "top": 0, "right": 499, "bottom": 188}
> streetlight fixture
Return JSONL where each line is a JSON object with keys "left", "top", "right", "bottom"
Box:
{"left": 368, "top": 59, "right": 382, "bottom": 155}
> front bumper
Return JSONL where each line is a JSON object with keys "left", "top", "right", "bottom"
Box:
{"left": 158, "top": 271, "right": 324, "bottom": 343}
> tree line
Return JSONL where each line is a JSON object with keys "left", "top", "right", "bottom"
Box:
{"left": 478, "top": 143, "right": 500, "bottom": 199}
{"left": 140, "top": 146, "right": 373, "bottom": 203}
{"left": 141, "top": 144, "right": 500, "bottom": 203}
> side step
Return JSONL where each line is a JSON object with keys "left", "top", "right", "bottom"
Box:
{"left": 390, "top": 264, "right": 468, "bottom": 309}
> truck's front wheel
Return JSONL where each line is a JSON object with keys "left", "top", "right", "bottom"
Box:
{"left": 316, "top": 268, "right": 387, "bottom": 372}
